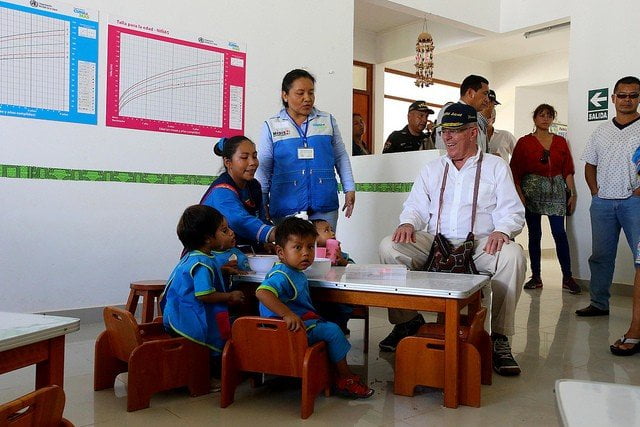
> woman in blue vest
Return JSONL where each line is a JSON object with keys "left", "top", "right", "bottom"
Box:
{"left": 256, "top": 69, "right": 356, "bottom": 230}
{"left": 200, "top": 135, "right": 275, "bottom": 253}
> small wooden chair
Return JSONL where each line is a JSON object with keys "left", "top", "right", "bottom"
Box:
{"left": 220, "top": 316, "right": 331, "bottom": 419}
{"left": 94, "top": 306, "right": 210, "bottom": 411}
{"left": 0, "top": 385, "right": 73, "bottom": 426}
{"left": 394, "top": 307, "right": 491, "bottom": 407}
{"left": 125, "top": 280, "right": 166, "bottom": 323}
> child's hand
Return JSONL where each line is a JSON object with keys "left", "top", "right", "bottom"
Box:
{"left": 227, "top": 290, "right": 245, "bottom": 305}
{"left": 221, "top": 260, "right": 240, "bottom": 276}
{"left": 282, "top": 313, "right": 304, "bottom": 332}
{"left": 335, "top": 248, "right": 348, "bottom": 266}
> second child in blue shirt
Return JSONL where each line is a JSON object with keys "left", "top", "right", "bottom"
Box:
{"left": 161, "top": 205, "right": 246, "bottom": 381}
{"left": 256, "top": 217, "right": 373, "bottom": 399}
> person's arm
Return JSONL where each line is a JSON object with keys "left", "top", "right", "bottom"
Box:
{"left": 191, "top": 264, "right": 245, "bottom": 305}
{"left": 565, "top": 173, "right": 577, "bottom": 214}
{"left": 509, "top": 141, "right": 526, "bottom": 204}
{"left": 329, "top": 116, "right": 356, "bottom": 217}
{"left": 256, "top": 289, "right": 304, "bottom": 331}
{"left": 256, "top": 121, "right": 275, "bottom": 211}
{"left": 585, "top": 163, "right": 598, "bottom": 196}
{"left": 382, "top": 137, "right": 393, "bottom": 153}
{"left": 210, "top": 187, "right": 274, "bottom": 244}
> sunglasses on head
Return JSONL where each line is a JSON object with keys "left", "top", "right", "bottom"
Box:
{"left": 615, "top": 93, "right": 640, "bottom": 99}
{"left": 540, "top": 149, "right": 550, "bottom": 164}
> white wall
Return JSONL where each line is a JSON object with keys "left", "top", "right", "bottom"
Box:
{"left": 491, "top": 50, "right": 569, "bottom": 133}
{"left": 354, "top": 27, "right": 378, "bottom": 65}
{"left": 337, "top": 150, "right": 443, "bottom": 264}
{"left": 566, "top": 0, "right": 640, "bottom": 284}
{"left": 514, "top": 82, "right": 568, "bottom": 141}
{"left": 0, "top": 0, "right": 354, "bottom": 312}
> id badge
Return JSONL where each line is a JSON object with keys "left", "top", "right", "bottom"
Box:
{"left": 298, "top": 148, "right": 315, "bottom": 159}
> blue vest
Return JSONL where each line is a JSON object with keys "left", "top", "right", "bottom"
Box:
{"left": 265, "top": 110, "right": 339, "bottom": 218}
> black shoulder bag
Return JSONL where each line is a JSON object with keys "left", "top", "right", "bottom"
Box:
{"left": 423, "top": 152, "right": 483, "bottom": 274}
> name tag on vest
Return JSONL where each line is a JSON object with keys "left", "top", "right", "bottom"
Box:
{"left": 298, "top": 148, "right": 314, "bottom": 159}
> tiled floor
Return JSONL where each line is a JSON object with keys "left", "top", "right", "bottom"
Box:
{"left": 2, "top": 254, "right": 639, "bottom": 426}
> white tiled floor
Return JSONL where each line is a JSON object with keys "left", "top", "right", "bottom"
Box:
{"left": 2, "top": 254, "right": 640, "bottom": 426}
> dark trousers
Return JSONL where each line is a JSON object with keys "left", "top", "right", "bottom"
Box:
{"left": 525, "top": 209, "right": 572, "bottom": 278}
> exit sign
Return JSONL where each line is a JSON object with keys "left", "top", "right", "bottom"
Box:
{"left": 588, "top": 88, "right": 608, "bottom": 121}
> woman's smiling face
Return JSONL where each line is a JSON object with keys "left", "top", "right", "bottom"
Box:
{"left": 224, "top": 140, "right": 259, "bottom": 183}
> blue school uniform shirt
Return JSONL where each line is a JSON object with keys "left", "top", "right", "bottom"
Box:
{"left": 257, "top": 263, "right": 321, "bottom": 330}
{"left": 160, "top": 250, "right": 229, "bottom": 354}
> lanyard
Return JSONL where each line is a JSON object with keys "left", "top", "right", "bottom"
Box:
{"left": 286, "top": 111, "right": 309, "bottom": 147}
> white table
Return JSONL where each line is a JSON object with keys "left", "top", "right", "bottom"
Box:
{"left": 555, "top": 379, "right": 640, "bottom": 426}
{"left": 233, "top": 267, "right": 490, "bottom": 408}
{"left": 0, "top": 312, "right": 80, "bottom": 389}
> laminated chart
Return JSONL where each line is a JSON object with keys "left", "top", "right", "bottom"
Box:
{"left": 0, "top": 0, "right": 98, "bottom": 124}
{"left": 106, "top": 17, "right": 246, "bottom": 137}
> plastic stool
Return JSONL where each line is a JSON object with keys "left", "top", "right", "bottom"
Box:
{"left": 125, "top": 280, "right": 166, "bottom": 323}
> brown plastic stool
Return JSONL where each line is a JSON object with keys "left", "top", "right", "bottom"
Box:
{"left": 125, "top": 280, "right": 166, "bottom": 323}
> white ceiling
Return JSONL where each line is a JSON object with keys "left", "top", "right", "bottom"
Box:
{"left": 354, "top": 0, "right": 570, "bottom": 63}
{"left": 448, "top": 27, "right": 570, "bottom": 63}
{"left": 354, "top": 0, "right": 421, "bottom": 33}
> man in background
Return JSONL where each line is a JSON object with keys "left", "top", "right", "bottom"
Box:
{"left": 383, "top": 101, "right": 435, "bottom": 153}
{"left": 435, "top": 74, "right": 490, "bottom": 152}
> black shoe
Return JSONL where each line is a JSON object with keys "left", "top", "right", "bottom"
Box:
{"left": 378, "top": 314, "right": 425, "bottom": 352}
{"left": 575, "top": 305, "right": 609, "bottom": 317}
{"left": 492, "top": 334, "right": 521, "bottom": 376}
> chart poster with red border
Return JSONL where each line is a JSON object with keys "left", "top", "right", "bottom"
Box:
{"left": 106, "top": 17, "right": 246, "bottom": 137}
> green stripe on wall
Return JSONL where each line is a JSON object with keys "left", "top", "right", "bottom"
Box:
{"left": 0, "top": 164, "right": 413, "bottom": 192}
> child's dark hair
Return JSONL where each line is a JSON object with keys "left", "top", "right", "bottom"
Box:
{"left": 177, "top": 205, "right": 224, "bottom": 251}
{"left": 213, "top": 135, "right": 253, "bottom": 160}
{"left": 281, "top": 69, "right": 315, "bottom": 108}
{"left": 311, "top": 219, "right": 329, "bottom": 227}
{"left": 274, "top": 217, "right": 318, "bottom": 247}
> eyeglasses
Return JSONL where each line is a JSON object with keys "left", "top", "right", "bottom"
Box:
{"left": 540, "top": 149, "right": 550, "bottom": 164}
{"left": 615, "top": 93, "right": 640, "bottom": 99}
{"left": 438, "top": 126, "right": 472, "bottom": 137}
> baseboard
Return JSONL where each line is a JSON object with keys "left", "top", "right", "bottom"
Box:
{"left": 575, "top": 279, "right": 634, "bottom": 298}
{"left": 38, "top": 305, "right": 125, "bottom": 324}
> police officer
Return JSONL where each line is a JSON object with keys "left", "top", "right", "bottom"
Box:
{"left": 383, "top": 101, "right": 435, "bottom": 153}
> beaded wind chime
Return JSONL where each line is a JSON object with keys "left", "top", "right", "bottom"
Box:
{"left": 415, "top": 20, "right": 434, "bottom": 88}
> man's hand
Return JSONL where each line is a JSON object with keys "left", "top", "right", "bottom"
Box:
{"left": 392, "top": 223, "right": 416, "bottom": 243}
{"left": 342, "top": 191, "right": 355, "bottom": 218}
{"left": 483, "top": 231, "right": 510, "bottom": 255}
{"left": 282, "top": 313, "right": 304, "bottom": 332}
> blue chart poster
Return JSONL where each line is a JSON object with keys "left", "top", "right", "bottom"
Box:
{"left": 0, "top": 0, "right": 98, "bottom": 124}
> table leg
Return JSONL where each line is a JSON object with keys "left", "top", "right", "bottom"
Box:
{"left": 443, "top": 299, "right": 460, "bottom": 408}
{"left": 35, "top": 336, "right": 65, "bottom": 389}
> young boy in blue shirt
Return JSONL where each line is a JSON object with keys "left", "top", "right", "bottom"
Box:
{"left": 256, "top": 217, "right": 374, "bottom": 398}
{"left": 161, "top": 205, "right": 245, "bottom": 379}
